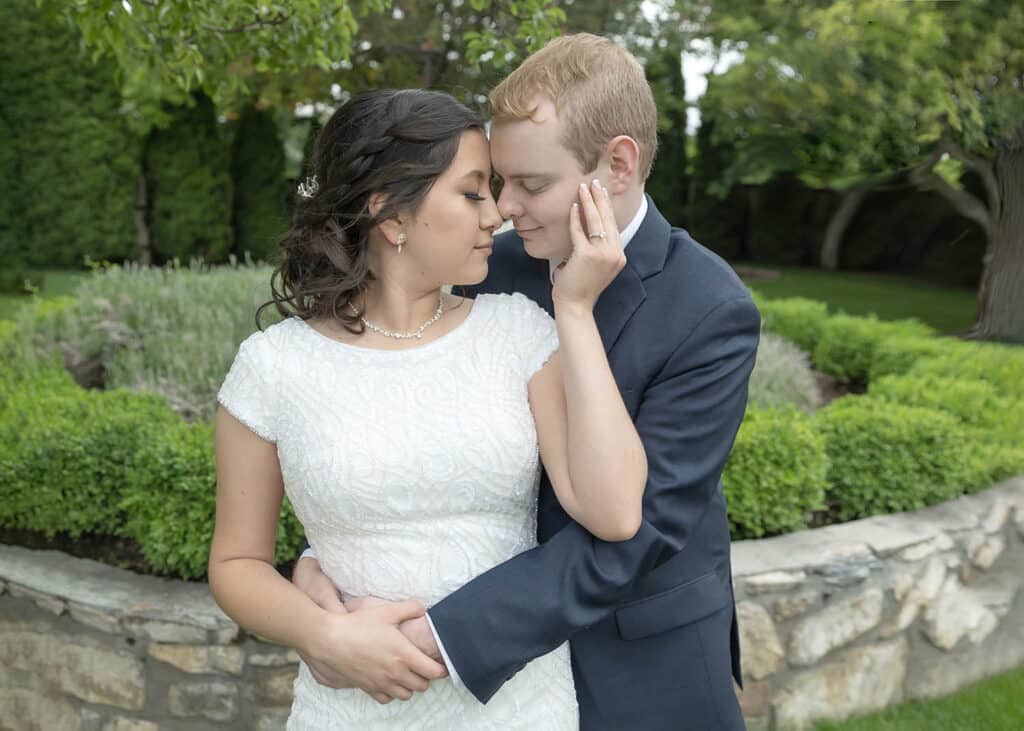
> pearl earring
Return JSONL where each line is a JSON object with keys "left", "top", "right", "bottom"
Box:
{"left": 397, "top": 232, "right": 406, "bottom": 254}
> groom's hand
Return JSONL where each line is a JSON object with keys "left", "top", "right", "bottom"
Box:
{"left": 346, "top": 597, "right": 442, "bottom": 663}
{"left": 292, "top": 557, "right": 356, "bottom": 690}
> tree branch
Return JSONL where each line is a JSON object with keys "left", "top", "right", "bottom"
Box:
{"left": 935, "top": 135, "right": 1001, "bottom": 221}
{"left": 201, "top": 13, "right": 290, "bottom": 34}
{"left": 909, "top": 156, "right": 992, "bottom": 237}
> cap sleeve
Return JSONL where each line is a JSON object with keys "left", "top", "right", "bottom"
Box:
{"left": 508, "top": 293, "right": 559, "bottom": 381}
{"left": 216, "top": 330, "right": 279, "bottom": 443}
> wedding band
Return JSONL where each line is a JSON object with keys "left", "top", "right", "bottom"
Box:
{"left": 588, "top": 231, "right": 607, "bottom": 239}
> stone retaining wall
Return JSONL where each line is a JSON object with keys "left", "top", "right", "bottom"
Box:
{"left": 1, "top": 476, "right": 1021, "bottom": 730}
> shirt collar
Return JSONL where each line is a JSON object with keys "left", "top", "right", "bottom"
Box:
{"left": 549, "top": 195, "right": 648, "bottom": 284}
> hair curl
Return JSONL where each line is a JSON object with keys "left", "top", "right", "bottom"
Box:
{"left": 258, "top": 89, "right": 483, "bottom": 331}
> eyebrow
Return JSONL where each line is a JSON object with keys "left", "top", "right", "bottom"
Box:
{"left": 461, "top": 170, "right": 488, "bottom": 181}
{"left": 493, "top": 173, "right": 550, "bottom": 182}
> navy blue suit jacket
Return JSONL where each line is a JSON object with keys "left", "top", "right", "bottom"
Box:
{"left": 429, "top": 198, "right": 760, "bottom": 730}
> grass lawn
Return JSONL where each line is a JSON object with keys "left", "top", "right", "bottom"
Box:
{"left": 735, "top": 263, "right": 979, "bottom": 335}
{"left": 0, "top": 269, "right": 88, "bottom": 320}
{"left": 812, "top": 665, "right": 1024, "bottom": 730}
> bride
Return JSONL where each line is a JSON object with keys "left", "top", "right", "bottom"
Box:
{"left": 208, "top": 88, "right": 646, "bottom": 729}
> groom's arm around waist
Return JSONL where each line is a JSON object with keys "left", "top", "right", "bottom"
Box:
{"left": 428, "top": 294, "right": 761, "bottom": 703}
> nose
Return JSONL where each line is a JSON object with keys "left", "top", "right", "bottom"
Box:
{"left": 496, "top": 187, "right": 522, "bottom": 220}
{"left": 480, "top": 195, "right": 503, "bottom": 232}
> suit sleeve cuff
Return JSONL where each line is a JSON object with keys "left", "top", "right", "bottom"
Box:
{"left": 425, "top": 611, "right": 462, "bottom": 687}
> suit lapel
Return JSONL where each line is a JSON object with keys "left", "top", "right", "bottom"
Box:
{"left": 592, "top": 196, "right": 672, "bottom": 354}
{"left": 594, "top": 265, "right": 645, "bottom": 354}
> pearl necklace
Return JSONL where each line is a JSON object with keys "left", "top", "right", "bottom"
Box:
{"left": 350, "top": 293, "right": 445, "bottom": 340}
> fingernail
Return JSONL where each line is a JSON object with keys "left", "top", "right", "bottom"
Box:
{"left": 592, "top": 179, "right": 600, "bottom": 188}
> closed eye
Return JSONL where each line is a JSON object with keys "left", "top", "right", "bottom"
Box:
{"left": 465, "top": 193, "right": 486, "bottom": 202}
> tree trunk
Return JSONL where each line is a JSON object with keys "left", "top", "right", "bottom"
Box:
{"left": 820, "top": 184, "right": 870, "bottom": 271}
{"left": 971, "top": 143, "right": 1024, "bottom": 343}
{"left": 134, "top": 172, "right": 152, "bottom": 266}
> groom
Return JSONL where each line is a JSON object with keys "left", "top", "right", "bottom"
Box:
{"left": 296, "top": 33, "right": 759, "bottom": 729}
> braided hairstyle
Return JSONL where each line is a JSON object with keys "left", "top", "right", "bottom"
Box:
{"left": 258, "top": 89, "right": 484, "bottom": 331}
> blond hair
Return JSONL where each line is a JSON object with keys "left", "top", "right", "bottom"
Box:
{"left": 489, "top": 33, "right": 658, "bottom": 180}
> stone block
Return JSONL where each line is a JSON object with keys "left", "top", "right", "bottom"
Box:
{"left": 772, "top": 590, "right": 820, "bottom": 622}
{"left": 0, "top": 622, "right": 144, "bottom": 710}
{"left": 736, "top": 602, "right": 784, "bottom": 680}
{"left": 772, "top": 638, "right": 907, "bottom": 730}
{"left": 736, "top": 677, "right": 770, "bottom": 719}
{"left": 788, "top": 588, "right": 884, "bottom": 666}
{"left": 7, "top": 583, "right": 66, "bottom": 616}
{"left": 968, "top": 534, "right": 1005, "bottom": 570}
{"left": 898, "top": 533, "right": 954, "bottom": 562}
{"left": 123, "top": 618, "right": 208, "bottom": 644}
{"left": 168, "top": 680, "right": 238, "bottom": 722}
{"left": 256, "top": 667, "right": 299, "bottom": 707}
{"left": 68, "top": 602, "right": 121, "bottom": 634}
{"left": 102, "top": 719, "right": 160, "bottom": 731}
{"left": 0, "top": 687, "right": 81, "bottom": 731}
{"left": 149, "top": 644, "right": 245, "bottom": 675}
{"left": 923, "top": 576, "right": 998, "bottom": 650}
{"left": 248, "top": 649, "right": 301, "bottom": 667}
{"left": 882, "top": 557, "right": 946, "bottom": 636}
{"left": 743, "top": 571, "right": 807, "bottom": 595}
{"left": 813, "top": 544, "right": 881, "bottom": 587}
{"left": 983, "top": 500, "right": 1012, "bottom": 533}
{"left": 254, "top": 710, "right": 290, "bottom": 731}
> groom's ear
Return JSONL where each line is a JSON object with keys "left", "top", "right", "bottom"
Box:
{"left": 605, "top": 135, "right": 641, "bottom": 194}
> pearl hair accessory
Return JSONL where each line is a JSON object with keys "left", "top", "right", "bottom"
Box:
{"left": 297, "top": 175, "right": 319, "bottom": 199}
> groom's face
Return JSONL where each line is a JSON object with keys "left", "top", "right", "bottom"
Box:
{"left": 490, "top": 98, "right": 595, "bottom": 265}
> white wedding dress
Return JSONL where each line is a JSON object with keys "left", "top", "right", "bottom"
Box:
{"left": 217, "top": 293, "right": 579, "bottom": 730}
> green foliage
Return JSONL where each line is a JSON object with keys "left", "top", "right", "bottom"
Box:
{"left": 816, "top": 397, "right": 974, "bottom": 520}
{"left": 813, "top": 315, "right": 935, "bottom": 382}
{"left": 231, "top": 106, "right": 288, "bottom": 262}
{"left": 0, "top": 366, "right": 181, "bottom": 538}
{"left": 15, "top": 262, "right": 282, "bottom": 423}
{"left": 906, "top": 340, "right": 1024, "bottom": 398}
{"left": 869, "top": 374, "right": 1001, "bottom": 429}
{"left": 645, "top": 45, "right": 688, "bottom": 226}
{"left": 748, "top": 333, "right": 822, "bottom": 411}
{"left": 724, "top": 408, "right": 828, "bottom": 539}
{"left": 146, "top": 94, "right": 234, "bottom": 263}
{"left": 755, "top": 296, "right": 831, "bottom": 354}
{"left": 869, "top": 336, "right": 950, "bottom": 381}
{"left": 0, "top": 0, "right": 139, "bottom": 267}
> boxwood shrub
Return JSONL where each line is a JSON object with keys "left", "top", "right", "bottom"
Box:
{"left": 813, "top": 315, "right": 935, "bottom": 382}
{"left": 723, "top": 407, "right": 828, "bottom": 539}
{"left": 754, "top": 296, "right": 831, "bottom": 355}
{"left": 815, "top": 396, "right": 974, "bottom": 520}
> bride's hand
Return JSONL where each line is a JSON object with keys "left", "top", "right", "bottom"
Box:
{"left": 551, "top": 179, "right": 626, "bottom": 311}
{"left": 306, "top": 600, "right": 447, "bottom": 704}
{"left": 347, "top": 596, "right": 444, "bottom": 664}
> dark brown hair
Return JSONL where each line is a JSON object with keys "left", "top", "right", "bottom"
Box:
{"left": 258, "top": 89, "right": 484, "bottom": 331}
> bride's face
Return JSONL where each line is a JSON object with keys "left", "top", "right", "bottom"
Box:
{"left": 400, "top": 131, "right": 503, "bottom": 287}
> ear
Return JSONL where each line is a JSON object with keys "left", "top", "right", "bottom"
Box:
{"left": 368, "top": 192, "right": 404, "bottom": 246}
{"left": 604, "top": 135, "right": 640, "bottom": 194}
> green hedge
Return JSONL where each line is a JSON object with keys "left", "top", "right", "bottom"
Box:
{"left": 723, "top": 408, "right": 828, "bottom": 538}
{"left": 231, "top": 106, "right": 288, "bottom": 262}
{"left": 0, "top": 356, "right": 304, "bottom": 579}
{"left": 0, "top": 0, "right": 138, "bottom": 267}
{"left": 813, "top": 315, "right": 935, "bottom": 382}
{"left": 755, "top": 296, "right": 831, "bottom": 355}
{"left": 146, "top": 93, "right": 234, "bottom": 263}
{"left": 816, "top": 397, "right": 974, "bottom": 520}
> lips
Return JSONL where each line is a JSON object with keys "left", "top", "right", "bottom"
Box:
{"left": 515, "top": 227, "right": 541, "bottom": 237}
